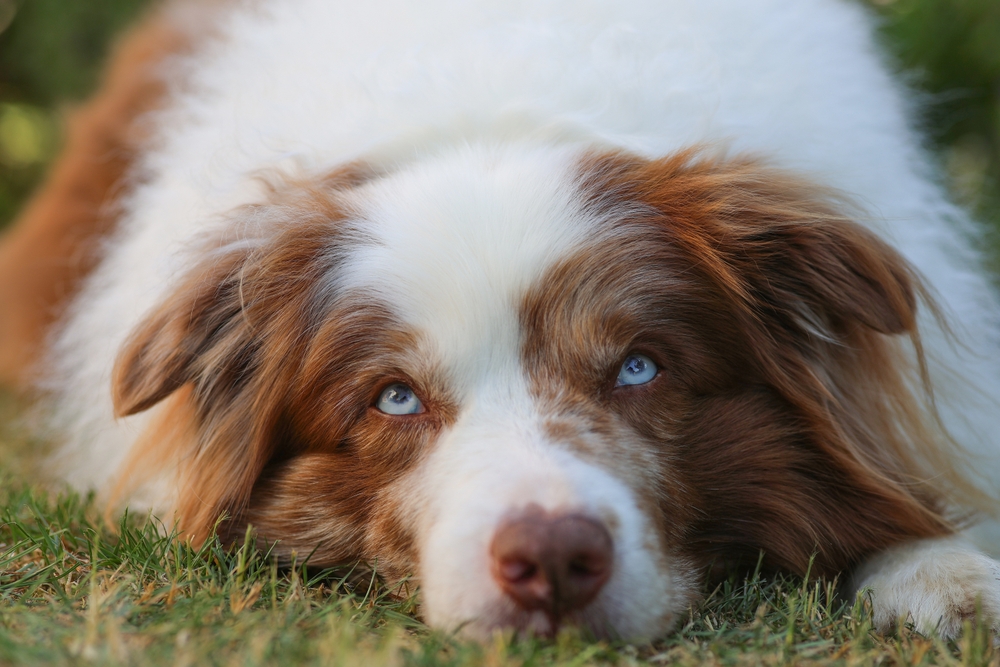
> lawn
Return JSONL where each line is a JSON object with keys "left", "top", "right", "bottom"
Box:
{"left": 2, "top": 460, "right": 993, "bottom": 666}
{"left": 2, "top": 0, "right": 1000, "bottom": 664}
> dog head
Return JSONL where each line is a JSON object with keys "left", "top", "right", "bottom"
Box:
{"left": 110, "top": 144, "right": 952, "bottom": 638}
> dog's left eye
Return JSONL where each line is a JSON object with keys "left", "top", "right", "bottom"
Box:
{"left": 616, "top": 353, "right": 658, "bottom": 387}
{"left": 376, "top": 383, "right": 425, "bottom": 415}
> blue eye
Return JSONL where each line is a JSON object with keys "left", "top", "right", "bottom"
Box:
{"left": 376, "top": 383, "right": 424, "bottom": 415}
{"left": 616, "top": 353, "right": 657, "bottom": 387}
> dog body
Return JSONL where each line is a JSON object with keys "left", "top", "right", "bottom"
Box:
{"left": 3, "top": 0, "right": 1000, "bottom": 639}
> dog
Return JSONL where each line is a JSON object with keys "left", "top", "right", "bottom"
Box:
{"left": 2, "top": 0, "right": 1000, "bottom": 641}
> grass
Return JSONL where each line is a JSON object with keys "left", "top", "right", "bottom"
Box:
{"left": 2, "top": 395, "right": 998, "bottom": 665}
{"left": 1, "top": 476, "right": 995, "bottom": 667}
{"left": 0, "top": 490, "right": 998, "bottom": 666}
{"left": 1, "top": 398, "right": 996, "bottom": 665}
{"left": 2, "top": 0, "right": 1000, "bottom": 664}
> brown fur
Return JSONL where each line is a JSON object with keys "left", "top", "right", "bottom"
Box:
{"left": 114, "top": 148, "right": 962, "bottom": 584}
{"left": 0, "top": 8, "right": 193, "bottom": 387}
{"left": 3, "top": 23, "right": 970, "bottom": 597}
{"left": 521, "top": 149, "right": 958, "bottom": 577}
{"left": 111, "top": 176, "right": 451, "bottom": 579}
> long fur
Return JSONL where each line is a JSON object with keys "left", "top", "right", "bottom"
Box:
{"left": 2, "top": 0, "right": 1000, "bottom": 640}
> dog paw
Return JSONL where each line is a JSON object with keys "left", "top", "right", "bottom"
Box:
{"left": 851, "top": 538, "right": 1000, "bottom": 638}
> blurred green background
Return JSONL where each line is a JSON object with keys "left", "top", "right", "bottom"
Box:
{"left": 0, "top": 0, "right": 999, "bottom": 258}
{"left": 0, "top": 0, "right": 150, "bottom": 225}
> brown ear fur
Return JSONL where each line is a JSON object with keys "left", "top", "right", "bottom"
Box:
{"left": 585, "top": 149, "right": 976, "bottom": 571}
{"left": 584, "top": 149, "right": 922, "bottom": 339}
{"left": 110, "top": 177, "right": 362, "bottom": 543}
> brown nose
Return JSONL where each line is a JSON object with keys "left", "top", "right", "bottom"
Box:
{"left": 490, "top": 508, "right": 613, "bottom": 620}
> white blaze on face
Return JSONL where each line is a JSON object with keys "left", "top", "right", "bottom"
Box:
{"left": 412, "top": 389, "right": 694, "bottom": 639}
{"left": 340, "top": 143, "right": 594, "bottom": 393}
{"left": 339, "top": 144, "right": 693, "bottom": 638}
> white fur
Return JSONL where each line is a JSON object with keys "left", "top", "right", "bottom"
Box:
{"left": 52, "top": 0, "right": 1000, "bottom": 497}
{"left": 399, "top": 379, "right": 694, "bottom": 639}
{"left": 42, "top": 0, "right": 1000, "bottom": 640}
{"left": 852, "top": 539, "right": 1000, "bottom": 637}
{"left": 337, "top": 148, "right": 690, "bottom": 635}
{"left": 338, "top": 144, "right": 600, "bottom": 394}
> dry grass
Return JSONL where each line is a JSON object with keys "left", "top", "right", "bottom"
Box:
{"left": 1, "top": 393, "right": 998, "bottom": 666}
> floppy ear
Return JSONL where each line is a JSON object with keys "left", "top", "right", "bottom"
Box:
{"left": 110, "top": 188, "right": 353, "bottom": 543}
{"left": 112, "top": 246, "right": 250, "bottom": 417}
{"left": 585, "top": 149, "right": 964, "bottom": 572}
{"left": 598, "top": 150, "right": 921, "bottom": 341}
{"left": 114, "top": 162, "right": 377, "bottom": 417}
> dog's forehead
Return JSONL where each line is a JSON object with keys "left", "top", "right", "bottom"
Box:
{"left": 338, "top": 145, "right": 606, "bottom": 392}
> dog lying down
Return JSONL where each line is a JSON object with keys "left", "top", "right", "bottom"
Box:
{"left": 1, "top": 0, "right": 1000, "bottom": 641}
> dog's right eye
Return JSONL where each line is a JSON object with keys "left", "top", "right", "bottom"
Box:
{"left": 376, "top": 383, "right": 425, "bottom": 415}
{"left": 615, "top": 353, "right": 658, "bottom": 387}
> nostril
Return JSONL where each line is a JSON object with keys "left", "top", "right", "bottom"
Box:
{"left": 498, "top": 558, "right": 537, "bottom": 584}
{"left": 569, "top": 557, "right": 600, "bottom": 577}
{"left": 490, "top": 508, "right": 613, "bottom": 619}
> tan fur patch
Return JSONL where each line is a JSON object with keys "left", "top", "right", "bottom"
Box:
{"left": 0, "top": 8, "right": 197, "bottom": 387}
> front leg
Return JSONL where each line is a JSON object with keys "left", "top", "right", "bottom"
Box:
{"left": 849, "top": 537, "right": 1000, "bottom": 638}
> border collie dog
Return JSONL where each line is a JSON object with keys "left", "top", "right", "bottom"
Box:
{"left": 1, "top": 0, "right": 999, "bottom": 640}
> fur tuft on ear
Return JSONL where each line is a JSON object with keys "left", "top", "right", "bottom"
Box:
{"left": 112, "top": 253, "right": 247, "bottom": 418}
{"left": 113, "top": 162, "right": 379, "bottom": 420}
{"left": 109, "top": 174, "right": 360, "bottom": 543}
